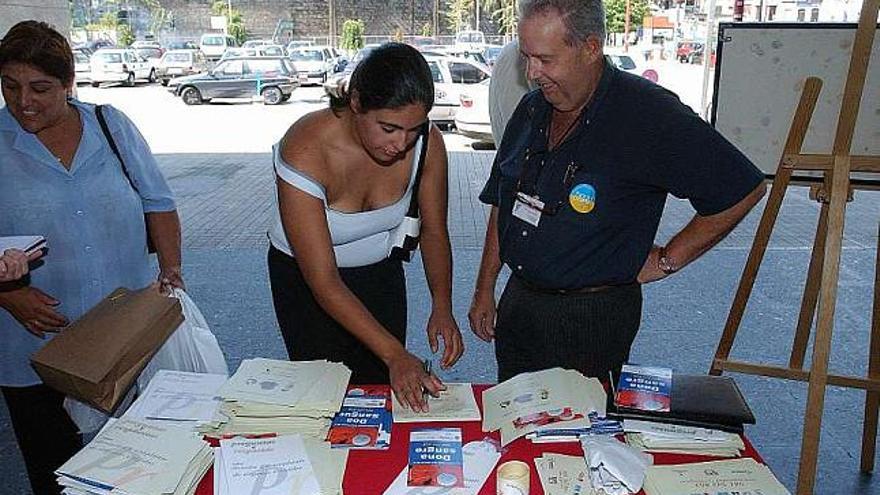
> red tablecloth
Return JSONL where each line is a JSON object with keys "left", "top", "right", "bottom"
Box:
{"left": 196, "top": 385, "right": 765, "bottom": 495}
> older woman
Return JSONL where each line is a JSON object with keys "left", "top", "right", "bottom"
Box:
{"left": 0, "top": 21, "right": 182, "bottom": 494}
{"left": 268, "top": 43, "right": 464, "bottom": 412}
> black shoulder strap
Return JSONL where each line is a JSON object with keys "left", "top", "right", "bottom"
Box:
{"left": 405, "top": 122, "right": 430, "bottom": 217}
{"left": 95, "top": 105, "right": 140, "bottom": 195}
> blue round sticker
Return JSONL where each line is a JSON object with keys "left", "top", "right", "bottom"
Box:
{"left": 569, "top": 184, "right": 596, "bottom": 213}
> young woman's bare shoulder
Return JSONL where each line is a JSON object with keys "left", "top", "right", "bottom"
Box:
{"left": 279, "top": 109, "right": 341, "bottom": 171}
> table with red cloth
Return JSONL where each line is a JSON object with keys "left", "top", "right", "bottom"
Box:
{"left": 195, "top": 384, "right": 766, "bottom": 495}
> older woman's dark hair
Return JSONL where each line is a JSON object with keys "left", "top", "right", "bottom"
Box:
{"left": 330, "top": 42, "right": 434, "bottom": 114}
{"left": 0, "top": 21, "right": 75, "bottom": 86}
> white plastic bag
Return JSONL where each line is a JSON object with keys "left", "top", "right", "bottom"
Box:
{"left": 64, "top": 289, "right": 228, "bottom": 433}
{"left": 138, "top": 288, "right": 228, "bottom": 387}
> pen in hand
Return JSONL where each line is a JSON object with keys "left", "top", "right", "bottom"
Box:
{"left": 422, "top": 358, "right": 433, "bottom": 404}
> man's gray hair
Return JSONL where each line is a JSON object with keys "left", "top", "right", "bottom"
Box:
{"left": 519, "top": 0, "right": 606, "bottom": 46}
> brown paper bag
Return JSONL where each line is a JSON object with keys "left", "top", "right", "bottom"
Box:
{"left": 30, "top": 286, "right": 183, "bottom": 413}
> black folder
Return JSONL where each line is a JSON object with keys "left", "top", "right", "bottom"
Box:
{"left": 609, "top": 374, "right": 756, "bottom": 433}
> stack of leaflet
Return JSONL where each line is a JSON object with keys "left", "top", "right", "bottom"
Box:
{"left": 0, "top": 235, "right": 46, "bottom": 255}
{"left": 643, "top": 458, "right": 791, "bottom": 495}
{"left": 624, "top": 419, "right": 745, "bottom": 457}
{"left": 123, "top": 370, "right": 228, "bottom": 431}
{"left": 527, "top": 413, "right": 623, "bottom": 443}
{"left": 535, "top": 453, "right": 590, "bottom": 495}
{"left": 326, "top": 385, "right": 392, "bottom": 449}
{"left": 482, "top": 368, "right": 607, "bottom": 446}
{"left": 200, "top": 358, "right": 350, "bottom": 439}
{"left": 214, "top": 434, "right": 347, "bottom": 495}
{"left": 56, "top": 418, "right": 212, "bottom": 495}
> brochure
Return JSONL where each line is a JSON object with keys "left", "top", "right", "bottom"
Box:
{"left": 383, "top": 440, "right": 500, "bottom": 495}
{"left": 407, "top": 427, "right": 465, "bottom": 488}
{"left": 393, "top": 383, "right": 481, "bottom": 423}
{"left": 326, "top": 387, "right": 392, "bottom": 449}
{"left": 615, "top": 364, "right": 673, "bottom": 413}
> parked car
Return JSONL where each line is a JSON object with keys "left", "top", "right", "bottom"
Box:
{"left": 676, "top": 40, "right": 704, "bottom": 63}
{"left": 242, "top": 39, "right": 274, "bottom": 48}
{"left": 424, "top": 55, "right": 491, "bottom": 126}
{"left": 322, "top": 44, "right": 378, "bottom": 98}
{"left": 288, "top": 47, "right": 335, "bottom": 85}
{"left": 221, "top": 45, "right": 287, "bottom": 60}
{"left": 156, "top": 49, "right": 209, "bottom": 86}
{"left": 89, "top": 48, "right": 156, "bottom": 86}
{"left": 483, "top": 45, "right": 504, "bottom": 66}
{"left": 454, "top": 30, "right": 487, "bottom": 53}
{"left": 135, "top": 46, "right": 164, "bottom": 62}
{"left": 166, "top": 56, "right": 299, "bottom": 105}
{"left": 200, "top": 33, "right": 239, "bottom": 60}
{"left": 454, "top": 78, "right": 492, "bottom": 143}
{"left": 80, "top": 39, "right": 114, "bottom": 52}
{"left": 443, "top": 47, "right": 488, "bottom": 66}
{"left": 324, "top": 46, "right": 348, "bottom": 73}
{"left": 132, "top": 40, "right": 161, "bottom": 50}
{"left": 286, "top": 40, "right": 314, "bottom": 51}
{"left": 164, "top": 40, "right": 199, "bottom": 51}
{"left": 688, "top": 45, "right": 716, "bottom": 67}
{"left": 73, "top": 50, "right": 91, "bottom": 85}
{"left": 606, "top": 51, "right": 659, "bottom": 83}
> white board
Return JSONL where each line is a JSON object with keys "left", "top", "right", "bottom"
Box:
{"left": 711, "top": 23, "right": 880, "bottom": 185}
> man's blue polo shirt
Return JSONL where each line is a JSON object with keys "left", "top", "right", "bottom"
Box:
{"left": 479, "top": 60, "right": 764, "bottom": 290}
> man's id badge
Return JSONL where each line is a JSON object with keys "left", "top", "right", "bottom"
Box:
{"left": 513, "top": 192, "right": 544, "bottom": 227}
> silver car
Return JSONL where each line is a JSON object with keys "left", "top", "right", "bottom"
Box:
{"left": 156, "top": 49, "right": 210, "bottom": 86}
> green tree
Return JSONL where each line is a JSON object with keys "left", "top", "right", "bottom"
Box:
{"left": 445, "top": 0, "right": 473, "bottom": 33}
{"left": 211, "top": 1, "right": 248, "bottom": 44}
{"left": 117, "top": 23, "right": 135, "bottom": 46}
{"left": 480, "top": 0, "right": 516, "bottom": 38}
{"left": 340, "top": 19, "right": 365, "bottom": 51}
{"left": 604, "top": 0, "right": 649, "bottom": 34}
{"left": 421, "top": 22, "right": 433, "bottom": 37}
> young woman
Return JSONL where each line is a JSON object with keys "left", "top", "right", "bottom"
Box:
{"left": 268, "top": 43, "right": 464, "bottom": 412}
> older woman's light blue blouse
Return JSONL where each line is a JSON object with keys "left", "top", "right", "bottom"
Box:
{"left": 0, "top": 99, "right": 176, "bottom": 386}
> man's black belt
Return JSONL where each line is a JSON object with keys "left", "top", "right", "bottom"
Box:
{"left": 513, "top": 274, "right": 635, "bottom": 295}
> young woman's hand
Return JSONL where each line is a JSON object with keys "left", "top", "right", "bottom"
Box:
{"left": 387, "top": 349, "right": 445, "bottom": 413}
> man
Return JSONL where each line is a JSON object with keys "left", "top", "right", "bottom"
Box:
{"left": 468, "top": 0, "right": 766, "bottom": 383}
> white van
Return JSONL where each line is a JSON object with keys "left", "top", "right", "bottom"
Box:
{"left": 200, "top": 34, "right": 238, "bottom": 60}
{"left": 89, "top": 48, "right": 155, "bottom": 87}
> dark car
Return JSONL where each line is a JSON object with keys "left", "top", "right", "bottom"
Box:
{"left": 167, "top": 56, "right": 300, "bottom": 105}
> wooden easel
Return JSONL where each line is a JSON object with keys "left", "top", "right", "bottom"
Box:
{"left": 709, "top": 2, "right": 880, "bottom": 494}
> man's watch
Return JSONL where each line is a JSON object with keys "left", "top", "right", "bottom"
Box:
{"left": 658, "top": 246, "right": 678, "bottom": 275}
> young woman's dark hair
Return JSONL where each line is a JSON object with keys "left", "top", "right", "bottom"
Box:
{"left": 330, "top": 42, "right": 434, "bottom": 114}
{"left": 0, "top": 21, "right": 75, "bottom": 86}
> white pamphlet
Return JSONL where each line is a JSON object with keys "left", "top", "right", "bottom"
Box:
{"left": 126, "top": 370, "right": 227, "bottom": 423}
{"left": 218, "top": 435, "right": 320, "bottom": 495}
{"left": 393, "top": 383, "right": 481, "bottom": 423}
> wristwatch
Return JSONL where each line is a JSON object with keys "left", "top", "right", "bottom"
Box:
{"left": 657, "top": 246, "right": 678, "bottom": 275}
